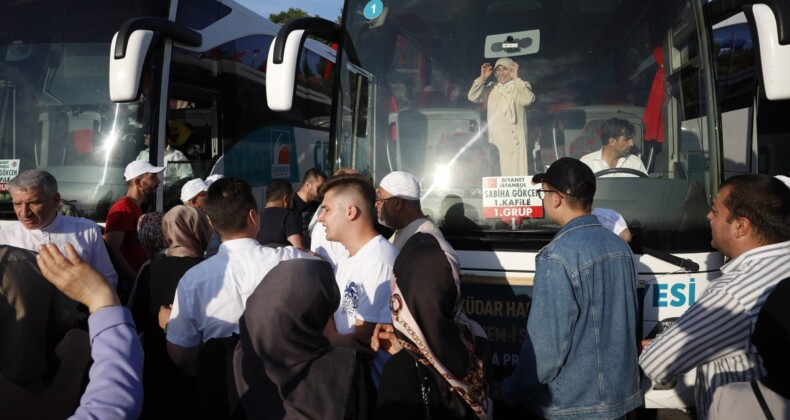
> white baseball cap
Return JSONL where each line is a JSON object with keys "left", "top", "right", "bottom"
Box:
{"left": 124, "top": 160, "right": 164, "bottom": 182}
{"left": 379, "top": 171, "right": 420, "bottom": 201}
{"left": 181, "top": 178, "right": 208, "bottom": 202}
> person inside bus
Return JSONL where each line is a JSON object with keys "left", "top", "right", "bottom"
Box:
{"left": 135, "top": 121, "right": 194, "bottom": 185}
{"left": 372, "top": 232, "right": 492, "bottom": 419}
{"left": 708, "top": 277, "right": 790, "bottom": 419}
{"left": 579, "top": 118, "right": 648, "bottom": 177}
{"left": 258, "top": 179, "right": 305, "bottom": 249}
{"left": 467, "top": 57, "right": 536, "bottom": 177}
{"left": 234, "top": 258, "right": 375, "bottom": 419}
{"left": 639, "top": 174, "right": 790, "bottom": 420}
{"left": 375, "top": 170, "right": 442, "bottom": 251}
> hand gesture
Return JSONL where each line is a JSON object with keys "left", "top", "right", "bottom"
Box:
{"left": 37, "top": 243, "right": 119, "bottom": 314}
{"left": 371, "top": 323, "right": 402, "bottom": 355}
{"left": 480, "top": 63, "right": 493, "bottom": 80}
{"left": 511, "top": 61, "right": 519, "bottom": 79}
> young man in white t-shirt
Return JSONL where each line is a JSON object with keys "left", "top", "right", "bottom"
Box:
{"left": 318, "top": 173, "right": 398, "bottom": 385}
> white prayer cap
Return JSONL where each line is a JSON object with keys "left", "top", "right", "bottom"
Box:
{"left": 205, "top": 174, "right": 224, "bottom": 186}
{"left": 775, "top": 175, "right": 790, "bottom": 190}
{"left": 181, "top": 178, "right": 208, "bottom": 202}
{"left": 379, "top": 171, "right": 420, "bottom": 201}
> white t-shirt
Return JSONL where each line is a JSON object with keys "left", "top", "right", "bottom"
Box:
{"left": 309, "top": 208, "right": 349, "bottom": 272}
{"left": 580, "top": 148, "right": 647, "bottom": 177}
{"left": 334, "top": 235, "right": 398, "bottom": 386}
{"left": 389, "top": 217, "right": 442, "bottom": 251}
{"left": 167, "top": 238, "right": 315, "bottom": 347}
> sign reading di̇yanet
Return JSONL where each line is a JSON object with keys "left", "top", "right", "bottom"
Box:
{"left": 0, "top": 159, "right": 20, "bottom": 192}
{"left": 482, "top": 176, "right": 544, "bottom": 219}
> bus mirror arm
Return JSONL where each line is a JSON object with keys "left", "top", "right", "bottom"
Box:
{"left": 640, "top": 247, "right": 700, "bottom": 272}
{"left": 273, "top": 18, "right": 340, "bottom": 64}
{"left": 114, "top": 17, "right": 202, "bottom": 60}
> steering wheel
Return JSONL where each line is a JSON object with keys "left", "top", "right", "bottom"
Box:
{"left": 594, "top": 168, "right": 649, "bottom": 178}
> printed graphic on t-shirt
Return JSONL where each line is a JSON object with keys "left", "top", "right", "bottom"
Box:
{"left": 341, "top": 281, "right": 360, "bottom": 316}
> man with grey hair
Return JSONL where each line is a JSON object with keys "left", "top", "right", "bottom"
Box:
{"left": 375, "top": 171, "right": 442, "bottom": 251}
{"left": 0, "top": 170, "right": 118, "bottom": 289}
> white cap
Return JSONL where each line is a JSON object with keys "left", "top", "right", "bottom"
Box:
{"left": 592, "top": 208, "right": 628, "bottom": 235}
{"left": 205, "top": 174, "right": 224, "bottom": 186}
{"left": 124, "top": 160, "right": 164, "bottom": 182}
{"left": 181, "top": 178, "right": 208, "bottom": 202}
{"left": 380, "top": 171, "right": 420, "bottom": 201}
{"left": 494, "top": 57, "right": 514, "bottom": 69}
{"left": 775, "top": 175, "right": 790, "bottom": 190}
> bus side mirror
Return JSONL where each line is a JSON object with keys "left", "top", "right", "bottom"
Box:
{"left": 749, "top": 3, "right": 790, "bottom": 100}
{"left": 109, "top": 30, "right": 153, "bottom": 102}
{"left": 266, "top": 29, "right": 306, "bottom": 112}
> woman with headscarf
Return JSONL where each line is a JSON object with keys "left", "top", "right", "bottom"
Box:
{"left": 234, "top": 259, "right": 374, "bottom": 419}
{"left": 374, "top": 232, "right": 493, "bottom": 419}
{"left": 468, "top": 58, "right": 536, "bottom": 177}
{"left": 130, "top": 205, "right": 211, "bottom": 418}
{"left": 137, "top": 211, "right": 166, "bottom": 261}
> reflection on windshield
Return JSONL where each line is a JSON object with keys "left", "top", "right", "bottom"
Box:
{"left": 339, "top": 0, "right": 713, "bottom": 251}
{"left": 0, "top": 42, "right": 149, "bottom": 220}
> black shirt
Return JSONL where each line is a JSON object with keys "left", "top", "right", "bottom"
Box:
{"left": 257, "top": 207, "right": 302, "bottom": 247}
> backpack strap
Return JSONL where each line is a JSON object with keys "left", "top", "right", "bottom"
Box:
{"left": 751, "top": 380, "right": 775, "bottom": 420}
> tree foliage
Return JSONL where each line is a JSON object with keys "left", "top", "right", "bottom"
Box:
{"left": 268, "top": 7, "right": 315, "bottom": 25}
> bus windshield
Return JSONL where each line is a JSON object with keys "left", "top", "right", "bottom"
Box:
{"left": 336, "top": 0, "right": 717, "bottom": 252}
{"left": 0, "top": 0, "right": 164, "bottom": 220}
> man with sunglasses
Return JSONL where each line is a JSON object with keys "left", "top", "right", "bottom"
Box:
{"left": 503, "top": 157, "right": 643, "bottom": 419}
{"left": 580, "top": 117, "right": 647, "bottom": 177}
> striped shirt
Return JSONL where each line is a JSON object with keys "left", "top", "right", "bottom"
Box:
{"left": 639, "top": 240, "right": 790, "bottom": 420}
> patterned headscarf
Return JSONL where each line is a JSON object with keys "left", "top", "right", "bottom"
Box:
{"left": 390, "top": 232, "right": 492, "bottom": 419}
{"left": 137, "top": 212, "right": 165, "bottom": 259}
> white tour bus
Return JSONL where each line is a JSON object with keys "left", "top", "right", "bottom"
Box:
{"left": 0, "top": 0, "right": 336, "bottom": 221}
{"left": 263, "top": 0, "right": 790, "bottom": 414}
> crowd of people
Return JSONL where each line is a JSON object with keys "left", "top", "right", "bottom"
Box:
{"left": 1, "top": 156, "right": 789, "bottom": 420}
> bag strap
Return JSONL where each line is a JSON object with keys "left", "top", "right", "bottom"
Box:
{"left": 751, "top": 380, "right": 775, "bottom": 420}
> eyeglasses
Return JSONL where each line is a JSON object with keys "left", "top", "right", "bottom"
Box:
{"left": 375, "top": 196, "right": 398, "bottom": 204}
{"left": 536, "top": 189, "right": 563, "bottom": 200}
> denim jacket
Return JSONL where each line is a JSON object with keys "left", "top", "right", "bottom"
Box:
{"left": 502, "top": 215, "right": 643, "bottom": 419}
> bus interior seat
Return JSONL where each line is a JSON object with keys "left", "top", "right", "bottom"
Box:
{"left": 568, "top": 119, "right": 605, "bottom": 158}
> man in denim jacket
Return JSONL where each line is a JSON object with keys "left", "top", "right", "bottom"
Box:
{"left": 503, "top": 157, "right": 643, "bottom": 419}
